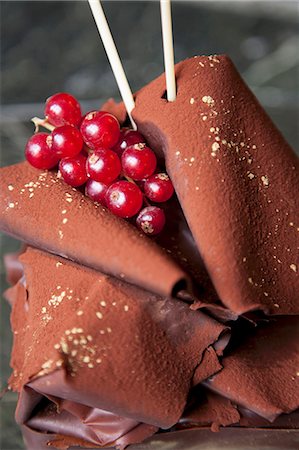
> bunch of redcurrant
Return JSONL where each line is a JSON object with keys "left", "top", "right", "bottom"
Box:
{"left": 25, "top": 92, "right": 174, "bottom": 235}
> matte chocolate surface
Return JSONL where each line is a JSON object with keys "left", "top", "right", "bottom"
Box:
{"left": 104, "top": 55, "right": 299, "bottom": 315}
{"left": 207, "top": 316, "right": 299, "bottom": 421}
{"left": 0, "top": 162, "right": 187, "bottom": 299}
{"left": 10, "top": 247, "right": 228, "bottom": 433}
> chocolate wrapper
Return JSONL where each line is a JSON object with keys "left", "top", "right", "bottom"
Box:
{"left": 104, "top": 55, "right": 299, "bottom": 316}
{"left": 0, "top": 162, "right": 188, "bottom": 299}
{"left": 10, "top": 247, "right": 229, "bottom": 435}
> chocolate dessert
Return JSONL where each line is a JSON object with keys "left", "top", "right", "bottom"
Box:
{"left": 1, "top": 55, "right": 299, "bottom": 449}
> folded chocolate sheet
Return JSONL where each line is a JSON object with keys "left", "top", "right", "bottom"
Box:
{"left": 0, "top": 162, "right": 188, "bottom": 299}
{"left": 104, "top": 55, "right": 299, "bottom": 316}
{"left": 8, "top": 246, "right": 229, "bottom": 447}
{"left": 206, "top": 316, "right": 299, "bottom": 421}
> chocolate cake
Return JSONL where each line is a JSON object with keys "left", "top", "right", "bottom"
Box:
{"left": 1, "top": 55, "right": 299, "bottom": 449}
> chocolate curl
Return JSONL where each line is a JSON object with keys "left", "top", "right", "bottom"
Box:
{"left": 10, "top": 247, "right": 229, "bottom": 429}
{"left": 130, "top": 55, "right": 299, "bottom": 315}
{"left": 206, "top": 317, "right": 299, "bottom": 422}
{"left": 0, "top": 162, "right": 188, "bottom": 298}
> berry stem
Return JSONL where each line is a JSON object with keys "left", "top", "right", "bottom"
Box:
{"left": 31, "top": 117, "right": 55, "bottom": 133}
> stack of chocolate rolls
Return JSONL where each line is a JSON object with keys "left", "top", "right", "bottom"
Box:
{"left": 1, "top": 55, "right": 298, "bottom": 449}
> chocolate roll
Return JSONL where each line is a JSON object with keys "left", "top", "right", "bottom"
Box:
{"left": 104, "top": 55, "right": 299, "bottom": 316}
{"left": 9, "top": 247, "right": 228, "bottom": 443}
{"left": 0, "top": 162, "right": 188, "bottom": 298}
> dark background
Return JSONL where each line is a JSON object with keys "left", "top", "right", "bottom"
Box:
{"left": 0, "top": 1, "right": 298, "bottom": 449}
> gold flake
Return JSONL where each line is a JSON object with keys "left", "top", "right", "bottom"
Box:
{"left": 202, "top": 95, "right": 215, "bottom": 106}
{"left": 290, "top": 264, "right": 297, "bottom": 273}
{"left": 211, "top": 142, "right": 220, "bottom": 152}
{"left": 96, "top": 312, "right": 103, "bottom": 320}
{"left": 261, "top": 175, "right": 269, "bottom": 187}
{"left": 157, "top": 173, "right": 169, "bottom": 181}
{"left": 41, "top": 360, "right": 53, "bottom": 370}
{"left": 61, "top": 341, "right": 69, "bottom": 354}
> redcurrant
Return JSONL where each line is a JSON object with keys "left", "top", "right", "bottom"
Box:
{"left": 25, "top": 133, "right": 58, "bottom": 170}
{"left": 85, "top": 179, "right": 108, "bottom": 206}
{"left": 121, "top": 144, "right": 157, "bottom": 181}
{"left": 105, "top": 181, "right": 143, "bottom": 218}
{"left": 59, "top": 153, "right": 88, "bottom": 187}
{"left": 86, "top": 148, "right": 121, "bottom": 184}
{"left": 113, "top": 129, "right": 145, "bottom": 156}
{"left": 144, "top": 173, "right": 174, "bottom": 202}
{"left": 45, "top": 92, "right": 81, "bottom": 127}
{"left": 80, "top": 111, "right": 120, "bottom": 150}
{"left": 51, "top": 125, "right": 83, "bottom": 158}
{"left": 136, "top": 206, "right": 166, "bottom": 235}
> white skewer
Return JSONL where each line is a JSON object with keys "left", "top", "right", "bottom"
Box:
{"left": 160, "top": 0, "right": 176, "bottom": 102}
{"left": 88, "top": 0, "right": 136, "bottom": 129}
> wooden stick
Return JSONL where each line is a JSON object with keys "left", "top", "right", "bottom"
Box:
{"left": 160, "top": 0, "right": 176, "bottom": 102}
{"left": 88, "top": 0, "right": 136, "bottom": 129}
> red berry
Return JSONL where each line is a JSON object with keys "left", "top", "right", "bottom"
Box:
{"left": 113, "top": 128, "right": 145, "bottom": 156}
{"left": 105, "top": 181, "right": 143, "bottom": 218}
{"left": 121, "top": 144, "right": 157, "bottom": 181}
{"left": 136, "top": 206, "right": 166, "bottom": 235}
{"left": 85, "top": 179, "right": 108, "bottom": 206}
{"left": 144, "top": 173, "right": 174, "bottom": 202}
{"left": 86, "top": 148, "right": 121, "bottom": 184}
{"left": 51, "top": 125, "right": 83, "bottom": 158}
{"left": 45, "top": 92, "right": 81, "bottom": 127}
{"left": 25, "top": 133, "right": 58, "bottom": 169}
{"left": 80, "top": 111, "right": 120, "bottom": 150}
{"left": 59, "top": 153, "right": 88, "bottom": 187}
